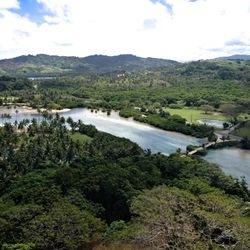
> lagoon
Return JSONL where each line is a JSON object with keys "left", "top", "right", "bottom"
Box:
{"left": 202, "top": 148, "right": 250, "bottom": 184}
{"left": 62, "top": 108, "right": 205, "bottom": 154}
{"left": 0, "top": 107, "right": 204, "bottom": 154}
{"left": 1, "top": 107, "right": 249, "bottom": 184}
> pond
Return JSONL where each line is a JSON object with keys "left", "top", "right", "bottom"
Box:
{"left": 197, "top": 119, "right": 228, "bottom": 128}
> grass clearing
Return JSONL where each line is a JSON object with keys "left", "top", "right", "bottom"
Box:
{"left": 69, "top": 132, "right": 92, "bottom": 144}
{"left": 234, "top": 121, "right": 250, "bottom": 137}
{"left": 164, "top": 107, "right": 228, "bottom": 123}
{"left": 237, "top": 113, "right": 250, "bottom": 122}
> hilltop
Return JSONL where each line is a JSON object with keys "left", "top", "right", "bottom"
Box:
{"left": 0, "top": 54, "right": 178, "bottom": 77}
{"left": 215, "top": 54, "right": 250, "bottom": 61}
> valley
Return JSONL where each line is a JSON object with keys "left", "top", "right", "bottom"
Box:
{"left": 1, "top": 0, "right": 250, "bottom": 248}
{"left": 0, "top": 54, "right": 250, "bottom": 249}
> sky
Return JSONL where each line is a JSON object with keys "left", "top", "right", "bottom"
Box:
{"left": 0, "top": 0, "right": 250, "bottom": 61}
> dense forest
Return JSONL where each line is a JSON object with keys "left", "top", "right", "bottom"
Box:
{"left": 0, "top": 54, "right": 177, "bottom": 76}
{"left": 1, "top": 59, "right": 249, "bottom": 112}
{"left": 0, "top": 57, "right": 250, "bottom": 249}
{"left": 1, "top": 59, "right": 250, "bottom": 138}
{"left": 0, "top": 115, "right": 249, "bottom": 250}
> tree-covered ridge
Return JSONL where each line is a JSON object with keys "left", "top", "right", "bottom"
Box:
{"left": 215, "top": 54, "right": 250, "bottom": 61}
{"left": 35, "top": 60, "right": 250, "bottom": 109}
{"left": 0, "top": 54, "right": 178, "bottom": 76}
{"left": 1, "top": 60, "right": 250, "bottom": 138}
{"left": 157, "top": 59, "right": 250, "bottom": 82}
{"left": 1, "top": 59, "right": 250, "bottom": 139}
{"left": 1, "top": 59, "right": 250, "bottom": 111}
{"left": 0, "top": 116, "right": 249, "bottom": 249}
{"left": 0, "top": 76, "right": 33, "bottom": 92}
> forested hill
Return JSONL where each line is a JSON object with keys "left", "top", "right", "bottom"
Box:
{"left": 0, "top": 54, "right": 178, "bottom": 76}
{"left": 215, "top": 54, "right": 250, "bottom": 61}
{"left": 149, "top": 59, "right": 250, "bottom": 84}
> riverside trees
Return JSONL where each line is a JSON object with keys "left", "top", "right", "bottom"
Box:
{"left": 0, "top": 116, "right": 249, "bottom": 249}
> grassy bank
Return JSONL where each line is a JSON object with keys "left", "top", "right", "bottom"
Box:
{"left": 119, "top": 108, "right": 214, "bottom": 138}
{"left": 164, "top": 107, "right": 228, "bottom": 123}
{"left": 69, "top": 132, "right": 92, "bottom": 144}
{"left": 234, "top": 121, "right": 250, "bottom": 137}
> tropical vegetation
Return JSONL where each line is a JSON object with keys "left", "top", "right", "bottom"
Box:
{"left": 0, "top": 116, "right": 249, "bottom": 249}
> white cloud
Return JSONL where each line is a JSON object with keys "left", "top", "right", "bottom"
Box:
{"left": 0, "top": 0, "right": 250, "bottom": 61}
{"left": 0, "top": 8, "right": 38, "bottom": 58}
{"left": 0, "top": 0, "right": 19, "bottom": 10}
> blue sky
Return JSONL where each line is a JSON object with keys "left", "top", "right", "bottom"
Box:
{"left": 150, "top": 0, "right": 173, "bottom": 15}
{"left": 13, "top": 0, "right": 46, "bottom": 23}
{"left": 0, "top": 0, "right": 250, "bottom": 60}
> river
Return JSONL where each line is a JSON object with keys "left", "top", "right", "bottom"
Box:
{"left": 202, "top": 148, "right": 250, "bottom": 184}
{"left": 1, "top": 107, "right": 250, "bottom": 184}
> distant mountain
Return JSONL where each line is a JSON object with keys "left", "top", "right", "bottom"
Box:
{"left": 0, "top": 54, "right": 178, "bottom": 77}
{"left": 215, "top": 54, "right": 250, "bottom": 61}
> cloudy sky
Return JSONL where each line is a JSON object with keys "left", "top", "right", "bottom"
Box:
{"left": 0, "top": 0, "right": 250, "bottom": 61}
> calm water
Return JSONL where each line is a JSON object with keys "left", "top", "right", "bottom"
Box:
{"left": 0, "top": 107, "right": 204, "bottom": 154}
{"left": 197, "top": 119, "right": 227, "bottom": 128}
{"left": 0, "top": 106, "right": 41, "bottom": 123}
{"left": 202, "top": 148, "right": 250, "bottom": 184}
{"left": 1, "top": 107, "right": 250, "bottom": 184}
{"left": 62, "top": 108, "right": 205, "bottom": 154}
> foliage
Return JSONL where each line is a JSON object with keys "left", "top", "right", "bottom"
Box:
{"left": 119, "top": 108, "right": 213, "bottom": 137}
{"left": 0, "top": 54, "right": 177, "bottom": 76}
{"left": 1, "top": 57, "right": 250, "bottom": 249}
{"left": 234, "top": 121, "right": 250, "bottom": 138}
{"left": 2, "top": 59, "right": 250, "bottom": 116}
{"left": 126, "top": 186, "right": 250, "bottom": 249}
{"left": 69, "top": 132, "right": 92, "bottom": 144}
{"left": 2, "top": 243, "right": 35, "bottom": 250}
{"left": 135, "top": 113, "right": 213, "bottom": 138}
{"left": 0, "top": 76, "right": 33, "bottom": 92}
{"left": 23, "top": 202, "right": 105, "bottom": 250}
{"left": 165, "top": 107, "right": 228, "bottom": 123}
{"left": 0, "top": 116, "right": 249, "bottom": 249}
{"left": 241, "top": 136, "right": 250, "bottom": 149}
{"left": 103, "top": 220, "right": 128, "bottom": 242}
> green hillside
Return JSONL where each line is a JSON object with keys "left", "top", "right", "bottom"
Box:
{"left": 0, "top": 54, "right": 178, "bottom": 76}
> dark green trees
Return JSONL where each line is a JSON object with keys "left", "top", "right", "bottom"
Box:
{"left": 0, "top": 116, "right": 249, "bottom": 249}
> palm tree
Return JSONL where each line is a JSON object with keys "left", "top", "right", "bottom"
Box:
{"left": 66, "top": 117, "right": 76, "bottom": 132}
{"left": 37, "top": 108, "right": 41, "bottom": 122}
{"left": 15, "top": 109, "right": 19, "bottom": 122}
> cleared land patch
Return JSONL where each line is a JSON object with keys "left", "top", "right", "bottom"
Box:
{"left": 69, "top": 132, "right": 92, "bottom": 144}
{"left": 164, "top": 107, "right": 228, "bottom": 123}
{"left": 234, "top": 121, "right": 250, "bottom": 137}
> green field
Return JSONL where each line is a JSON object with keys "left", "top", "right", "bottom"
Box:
{"left": 237, "top": 113, "right": 250, "bottom": 121}
{"left": 69, "top": 132, "right": 92, "bottom": 144}
{"left": 164, "top": 107, "right": 228, "bottom": 123}
{"left": 234, "top": 121, "right": 250, "bottom": 137}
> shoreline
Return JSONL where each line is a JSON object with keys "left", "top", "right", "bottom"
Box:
{"left": 21, "top": 107, "right": 71, "bottom": 114}
{"left": 1, "top": 105, "right": 246, "bottom": 151}
{"left": 0, "top": 105, "right": 70, "bottom": 114}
